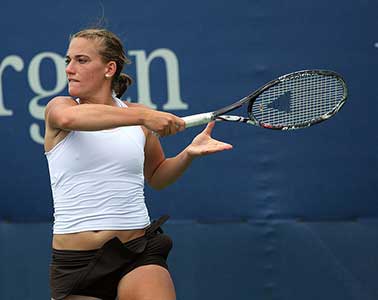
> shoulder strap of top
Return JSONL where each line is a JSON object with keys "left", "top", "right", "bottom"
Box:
{"left": 112, "top": 94, "right": 128, "bottom": 108}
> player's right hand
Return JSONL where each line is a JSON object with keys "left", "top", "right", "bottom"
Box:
{"left": 142, "top": 110, "right": 185, "bottom": 137}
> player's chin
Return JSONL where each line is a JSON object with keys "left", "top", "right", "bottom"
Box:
{"left": 68, "top": 86, "right": 82, "bottom": 98}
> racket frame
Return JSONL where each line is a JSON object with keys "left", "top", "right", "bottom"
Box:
{"left": 247, "top": 69, "right": 348, "bottom": 130}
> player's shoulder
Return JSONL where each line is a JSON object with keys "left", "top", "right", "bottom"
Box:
{"left": 45, "top": 96, "right": 78, "bottom": 115}
{"left": 47, "top": 96, "right": 78, "bottom": 108}
{"left": 49, "top": 96, "right": 77, "bottom": 104}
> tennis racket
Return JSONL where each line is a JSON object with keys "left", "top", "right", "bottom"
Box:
{"left": 182, "top": 70, "right": 347, "bottom": 130}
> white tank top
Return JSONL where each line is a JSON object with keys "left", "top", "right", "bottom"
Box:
{"left": 45, "top": 96, "right": 150, "bottom": 234}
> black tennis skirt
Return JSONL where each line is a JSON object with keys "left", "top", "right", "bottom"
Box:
{"left": 50, "top": 216, "right": 172, "bottom": 300}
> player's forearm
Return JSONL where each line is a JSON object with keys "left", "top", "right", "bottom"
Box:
{"left": 148, "top": 148, "right": 195, "bottom": 190}
{"left": 56, "top": 104, "right": 147, "bottom": 131}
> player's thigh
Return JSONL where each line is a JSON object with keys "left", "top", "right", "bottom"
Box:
{"left": 52, "top": 296, "right": 102, "bottom": 300}
{"left": 117, "top": 265, "right": 176, "bottom": 300}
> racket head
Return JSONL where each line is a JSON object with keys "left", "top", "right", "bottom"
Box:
{"left": 247, "top": 70, "right": 348, "bottom": 130}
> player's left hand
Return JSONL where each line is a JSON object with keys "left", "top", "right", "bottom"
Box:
{"left": 186, "top": 122, "right": 233, "bottom": 157}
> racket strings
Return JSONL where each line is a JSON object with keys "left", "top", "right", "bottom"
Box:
{"left": 251, "top": 74, "right": 345, "bottom": 126}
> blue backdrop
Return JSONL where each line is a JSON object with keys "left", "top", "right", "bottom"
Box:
{"left": 0, "top": 0, "right": 377, "bottom": 299}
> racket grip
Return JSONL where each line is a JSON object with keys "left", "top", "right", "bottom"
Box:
{"left": 182, "top": 113, "right": 214, "bottom": 128}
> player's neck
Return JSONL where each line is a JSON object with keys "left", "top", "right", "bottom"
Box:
{"left": 80, "top": 91, "right": 115, "bottom": 106}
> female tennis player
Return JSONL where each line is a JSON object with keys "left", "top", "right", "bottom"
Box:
{"left": 44, "top": 28, "right": 232, "bottom": 300}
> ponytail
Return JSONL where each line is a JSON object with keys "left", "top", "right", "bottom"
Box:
{"left": 113, "top": 73, "right": 133, "bottom": 98}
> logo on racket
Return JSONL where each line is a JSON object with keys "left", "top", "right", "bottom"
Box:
{"left": 267, "top": 91, "right": 291, "bottom": 113}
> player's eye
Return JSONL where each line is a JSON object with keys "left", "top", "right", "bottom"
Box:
{"left": 78, "top": 57, "right": 88, "bottom": 64}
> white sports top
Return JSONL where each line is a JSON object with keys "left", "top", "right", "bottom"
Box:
{"left": 45, "top": 96, "right": 150, "bottom": 234}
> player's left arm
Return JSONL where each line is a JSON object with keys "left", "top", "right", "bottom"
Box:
{"left": 144, "top": 122, "right": 232, "bottom": 190}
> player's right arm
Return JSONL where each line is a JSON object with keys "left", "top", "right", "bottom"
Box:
{"left": 45, "top": 96, "right": 185, "bottom": 134}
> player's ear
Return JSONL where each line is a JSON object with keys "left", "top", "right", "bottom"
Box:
{"left": 105, "top": 61, "right": 117, "bottom": 78}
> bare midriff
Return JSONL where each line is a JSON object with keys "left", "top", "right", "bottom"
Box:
{"left": 52, "top": 229, "right": 146, "bottom": 250}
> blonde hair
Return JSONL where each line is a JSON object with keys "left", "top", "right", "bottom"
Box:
{"left": 71, "top": 28, "right": 133, "bottom": 98}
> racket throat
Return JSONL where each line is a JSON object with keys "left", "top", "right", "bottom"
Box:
{"left": 216, "top": 115, "right": 252, "bottom": 124}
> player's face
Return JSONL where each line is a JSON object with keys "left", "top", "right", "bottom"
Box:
{"left": 65, "top": 37, "right": 108, "bottom": 98}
